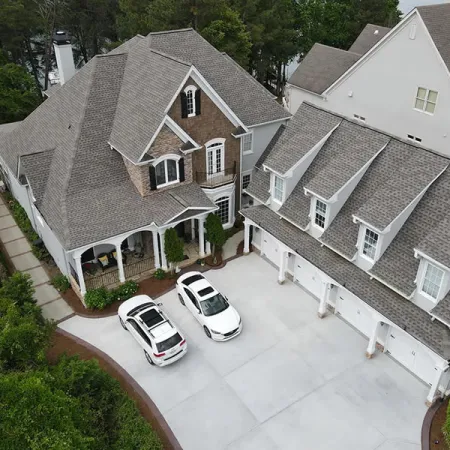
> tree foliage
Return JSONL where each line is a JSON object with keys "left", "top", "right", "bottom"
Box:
{"left": 164, "top": 227, "right": 184, "bottom": 272}
{"left": 205, "top": 213, "right": 226, "bottom": 262}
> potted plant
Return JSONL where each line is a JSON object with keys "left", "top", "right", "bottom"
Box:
{"left": 164, "top": 228, "right": 184, "bottom": 275}
{"left": 205, "top": 213, "right": 226, "bottom": 265}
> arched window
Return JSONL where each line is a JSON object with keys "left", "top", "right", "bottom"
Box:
{"left": 184, "top": 85, "right": 197, "bottom": 117}
{"left": 215, "top": 196, "right": 230, "bottom": 225}
{"left": 151, "top": 155, "right": 182, "bottom": 189}
{"left": 206, "top": 138, "right": 225, "bottom": 178}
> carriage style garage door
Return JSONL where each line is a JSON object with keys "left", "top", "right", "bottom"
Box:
{"left": 385, "top": 327, "right": 438, "bottom": 386}
{"left": 294, "top": 257, "right": 323, "bottom": 299}
{"left": 336, "top": 289, "right": 375, "bottom": 339}
{"left": 262, "top": 232, "right": 279, "bottom": 267}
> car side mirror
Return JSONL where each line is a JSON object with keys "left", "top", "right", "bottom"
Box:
{"left": 197, "top": 309, "right": 201, "bottom": 314}
{"left": 157, "top": 302, "right": 163, "bottom": 306}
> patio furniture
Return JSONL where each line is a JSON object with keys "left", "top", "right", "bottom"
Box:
{"left": 97, "top": 251, "right": 127, "bottom": 271}
{"left": 133, "top": 243, "right": 144, "bottom": 259}
{"left": 82, "top": 262, "right": 99, "bottom": 276}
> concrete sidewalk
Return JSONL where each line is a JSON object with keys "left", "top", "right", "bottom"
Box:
{"left": 0, "top": 196, "right": 73, "bottom": 321}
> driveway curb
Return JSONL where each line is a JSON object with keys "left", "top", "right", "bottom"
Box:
{"left": 55, "top": 328, "right": 183, "bottom": 450}
{"left": 421, "top": 398, "right": 442, "bottom": 449}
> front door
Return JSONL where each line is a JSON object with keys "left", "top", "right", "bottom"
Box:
{"left": 207, "top": 142, "right": 224, "bottom": 178}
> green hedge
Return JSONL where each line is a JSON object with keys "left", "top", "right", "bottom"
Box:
{"left": 84, "top": 280, "right": 139, "bottom": 310}
{"left": 50, "top": 274, "right": 71, "bottom": 293}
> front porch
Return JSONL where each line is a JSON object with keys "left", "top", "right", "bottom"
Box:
{"left": 69, "top": 214, "right": 213, "bottom": 298}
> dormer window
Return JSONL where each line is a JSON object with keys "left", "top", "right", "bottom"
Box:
{"left": 420, "top": 262, "right": 444, "bottom": 300}
{"left": 273, "top": 175, "right": 284, "bottom": 203}
{"left": 149, "top": 155, "right": 184, "bottom": 190}
{"left": 182, "top": 85, "right": 201, "bottom": 118}
{"left": 314, "top": 199, "right": 327, "bottom": 229}
{"left": 362, "top": 228, "right": 379, "bottom": 260}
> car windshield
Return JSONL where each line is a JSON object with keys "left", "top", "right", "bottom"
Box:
{"left": 200, "top": 293, "right": 229, "bottom": 317}
{"left": 156, "top": 332, "right": 182, "bottom": 352}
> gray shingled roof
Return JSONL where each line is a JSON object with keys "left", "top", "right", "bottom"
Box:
{"left": 431, "top": 293, "right": 450, "bottom": 327}
{"left": 20, "top": 150, "right": 54, "bottom": 202}
{"left": 304, "top": 120, "right": 389, "bottom": 200}
{"left": 263, "top": 103, "right": 341, "bottom": 175}
{"left": 418, "top": 4, "right": 450, "bottom": 71}
{"left": 415, "top": 216, "right": 450, "bottom": 270}
{"left": 288, "top": 44, "right": 361, "bottom": 94}
{"left": 355, "top": 141, "right": 448, "bottom": 231}
{"left": 149, "top": 29, "right": 290, "bottom": 126}
{"left": 242, "top": 205, "right": 450, "bottom": 359}
{"left": 245, "top": 168, "right": 270, "bottom": 203}
{"left": 348, "top": 24, "right": 391, "bottom": 55}
{"left": 109, "top": 42, "right": 191, "bottom": 163}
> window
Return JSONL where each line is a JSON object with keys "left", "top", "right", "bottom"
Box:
{"left": 184, "top": 86, "right": 196, "bottom": 117}
{"left": 314, "top": 199, "right": 327, "bottom": 229}
{"left": 154, "top": 159, "right": 178, "bottom": 187}
{"left": 242, "top": 133, "right": 253, "bottom": 155}
{"left": 362, "top": 228, "right": 379, "bottom": 260}
{"left": 242, "top": 173, "right": 251, "bottom": 190}
{"left": 421, "top": 262, "right": 444, "bottom": 300}
{"left": 415, "top": 87, "right": 438, "bottom": 114}
{"left": 273, "top": 175, "right": 284, "bottom": 202}
{"left": 206, "top": 140, "right": 225, "bottom": 177}
{"left": 185, "top": 288, "right": 200, "bottom": 311}
{"left": 407, "top": 134, "right": 422, "bottom": 143}
{"left": 215, "top": 196, "right": 230, "bottom": 225}
{"left": 353, "top": 114, "right": 366, "bottom": 122}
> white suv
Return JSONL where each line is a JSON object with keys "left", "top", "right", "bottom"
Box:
{"left": 118, "top": 295, "right": 187, "bottom": 366}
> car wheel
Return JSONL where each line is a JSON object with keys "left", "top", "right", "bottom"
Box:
{"left": 203, "top": 326, "right": 212, "bottom": 339}
{"left": 119, "top": 317, "right": 127, "bottom": 330}
{"left": 144, "top": 351, "right": 155, "bottom": 365}
{"left": 178, "top": 293, "right": 185, "bottom": 306}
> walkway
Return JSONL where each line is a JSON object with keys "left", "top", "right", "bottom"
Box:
{"left": 0, "top": 196, "right": 73, "bottom": 322}
{"left": 222, "top": 229, "right": 244, "bottom": 260}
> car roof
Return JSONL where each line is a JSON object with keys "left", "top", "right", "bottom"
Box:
{"left": 189, "top": 278, "right": 218, "bottom": 298}
{"left": 136, "top": 306, "right": 178, "bottom": 342}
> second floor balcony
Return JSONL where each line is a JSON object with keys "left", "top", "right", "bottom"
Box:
{"left": 196, "top": 162, "right": 237, "bottom": 188}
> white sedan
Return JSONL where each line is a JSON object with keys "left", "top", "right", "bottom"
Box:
{"left": 176, "top": 272, "right": 242, "bottom": 341}
{"left": 118, "top": 295, "right": 187, "bottom": 366}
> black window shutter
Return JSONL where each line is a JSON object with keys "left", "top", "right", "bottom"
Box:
{"left": 181, "top": 92, "right": 188, "bottom": 118}
{"left": 149, "top": 165, "right": 157, "bottom": 190}
{"left": 179, "top": 158, "right": 185, "bottom": 182}
{"left": 195, "top": 89, "right": 201, "bottom": 115}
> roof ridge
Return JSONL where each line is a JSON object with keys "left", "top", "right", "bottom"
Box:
{"left": 313, "top": 42, "right": 361, "bottom": 57}
{"left": 148, "top": 28, "right": 194, "bottom": 36}
{"left": 149, "top": 48, "right": 191, "bottom": 66}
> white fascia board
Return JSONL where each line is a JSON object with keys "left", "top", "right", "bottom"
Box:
{"left": 429, "top": 313, "right": 450, "bottom": 331}
{"left": 165, "top": 115, "right": 200, "bottom": 148}
{"left": 384, "top": 165, "right": 448, "bottom": 233}
{"left": 352, "top": 215, "right": 383, "bottom": 234}
{"left": 323, "top": 10, "right": 418, "bottom": 95}
{"left": 136, "top": 118, "right": 166, "bottom": 163}
{"left": 277, "top": 211, "right": 308, "bottom": 233}
{"left": 261, "top": 165, "right": 285, "bottom": 178}
{"left": 247, "top": 116, "right": 291, "bottom": 129}
{"left": 286, "top": 83, "right": 325, "bottom": 99}
{"left": 108, "top": 142, "right": 150, "bottom": 165}
{"left": 303, "top": 188, "right": 328, "bottom": 203}
{"left": 180, "top": 146, "right": 202, "bottom": 155}
{"left": 243, "top": 190, "right": 270, "bottom": 206}
{"left": 417, "top": 12, "right": 450, "bottom": 78}
{"left": 328, "top": 142, "right": 388, "bottom": 203}
{"left": 369, "top": 271, "right": 414, "bottom": 300}
{"left": 413, "top": 249, "right": 450, "bottom": 272}
{"left": 163, "top": 206, "right": 217, "bottom": 226}
{"left": 319, "top": 239, "right": 355, "bottom": 262}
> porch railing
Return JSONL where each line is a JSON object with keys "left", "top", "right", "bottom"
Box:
{"left": 124, "top": 256, "right": 154, "bottom": 279}
{"left": 85, "top": 270, "right": 119, "bottom": 290}
{"left": 196, "top": 162, "right": 236, "bottom": 188}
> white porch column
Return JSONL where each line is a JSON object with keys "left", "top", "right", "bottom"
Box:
{"left": 115, "top": 243, "right": 125, "bottom": 283}
{"left": 159, "top": 230, "right": 168, "bottom": 270}
{"left": 365, "top": 321, "right": 383, "bottom": 359}
{"left": 191, "top": 218, "right": 196, "bottom": 241}
{"left": 426, "top": 361, "right": 449, "bottom": 407}
{"left": 199, "top": 217, "right": 206, "bottom": 258}
{"left": 152, "top": 230, "right": 161, "bottom": 269}
{"left": 206, "top": 240, "right": 211, "bottom": 255}
{"left": 244, "top": 221, "right": 251, "bottom": 254}
{"left": 278, "top": 250, "right": 288, "bottom": 284}
{"left": 318, "top": 283, "right": 331, "bottom": 318}
{"left": 74, "top": 255, "right": 86, "bottom": 295}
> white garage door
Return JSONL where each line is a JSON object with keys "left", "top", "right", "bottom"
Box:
{"left": 385, "top": 327, "right": 437, "bottom": 386}
{"left": 294, "top": 258, "right": 322, "bottom": 299}
{"left": 337, "top": 290, "right": 375, "bottom": 338}
{"left": 262, "top": 232, "right": 279, "bottom": 267}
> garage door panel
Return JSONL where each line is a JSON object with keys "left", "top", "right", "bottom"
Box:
{"left": 294, "top": 258, "right": 322, "bottom": 299}
{"left": 337, "top": 291, "right": 374, "bottom": 338}
{"left": 262, "top": 232, "right": 279, "bottom": 267}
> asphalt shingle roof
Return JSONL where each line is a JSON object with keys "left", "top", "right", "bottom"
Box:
{"left": 245, "top": 168, "right": 271, "bottom": 203}
{"left": 242, "top": 205, "right": 450, "bottom": 359}
{"left": 263, "top": 103, "right": 341, "bottom": 175}
{"left": 416, "top": 216, "right": 450, "bottom": 270}
{"left": 149, "top": 29, "right": 290, "bottom": 126}
{"left": 20, "top": 150, "right": 54, "bottom": 202}
{"left": 288, "top": 44, "right": 361, "bottom": 94}
{"left": 431, "top": 292, "right": 450, "bottom": 327}
{"left": 348, "top": 24, "right": 391, "bottom": 55}
{"left": 418, "top": 4, "right": 450, "bottom": 71}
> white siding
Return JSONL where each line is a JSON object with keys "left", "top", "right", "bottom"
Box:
{"left": 286, "top": 84, "right": 325, "bottom": 114}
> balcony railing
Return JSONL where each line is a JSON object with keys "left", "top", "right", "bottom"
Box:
{"left": 196, "top": 162, "right": 237, "bottom": 188}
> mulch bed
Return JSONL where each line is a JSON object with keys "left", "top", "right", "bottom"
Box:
{"left": 46, "top": 330, "right": 181, "bottom": 450}
{"left": 430, "top": 398, "right": 449, "bottom": 448}
{"left": 236, "top": 240, "right": 253, "bottom": 255}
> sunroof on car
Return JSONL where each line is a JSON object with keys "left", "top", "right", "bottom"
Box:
{"left": 198, "top": 286, "right": 214, "bottom": 297}
{"left": 140, "top": 309, "right": 164, "bottom": 328}
{"left": 183, "top": 274, "right": 204, "bottom": 286}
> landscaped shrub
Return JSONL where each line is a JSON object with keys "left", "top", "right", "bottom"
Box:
{"left": 0, "top": 272, "right": 35, "bottom": 308}
{"left": 7, "top": 199, "right": 38, "bottom": 241}
{"left": 84, "top": 287, "right": 111, "bottom": 310}
{"left": 154, "top": 268, "right": 166, "bottom": 280}
{"left": 114, "top": 280, "right": 139, "bottom": 301}
{"left": 205, "top": 213, "right": 227, "bottom": 263}
{"left": 31, "top": 243, "right": 50, "bottom": 261}
{"left": 164, "top": 227, "right": 184, "bottom": 274}
{"left": 50, "top": 274, "right": 70, "bottom": 293}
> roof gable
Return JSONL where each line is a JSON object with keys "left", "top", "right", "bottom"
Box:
{"left": 349, "top": 24, "right": 391, "bottom": 55}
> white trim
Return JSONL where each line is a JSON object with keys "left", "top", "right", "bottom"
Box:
{"left": 242, "top": 170, "right": 252, "bottom": 190}
{"left": 303, "top": 188, "right": 328, "bottom": 204}
{"left": 165, "top": 115, "right": 200, "bottom": 148}
{"left": 184, "top": 84, "right": 197, "bottom": 117}
{"left": 164, "top": 206, "right": 218, "bottom": 226}
{"left": 352, "top": 215, "right": 383, "bottom": 234}
{"left": 419, "top": 261, "right": 445, "bottom": 302}
{"left": 360, "top": 227, "right": 379, "bottom": 261}
{"left": 247, "top": 116, "right": 291, "bottom": 129}
{"left": 152, "top": 154, "right": 181, "bottom": 188}
{"left": 205, "top": 138, "right": 226, "bottom": 177}
{"left": 285, "top": 82, "right": 325, "bottom": 99}
{"left": 414, "top": 249, "right": 450, "bottom": 272}
{"left": 413, "top": 86, "right": 438, "bottom": 115}
{"left": 369, "top": 271, "right": 413, "bottom": 300}
{"left": 272, "top": 174, "right": 285, "bottom": 203}
{"left": 214, "top": 195, "right": 233, "bottom": 228}
{"left": 313, "top": 198, "right": 328, "bottom": 230}
{"left": 241, "top": 130, "right": 254, "bottom": 156}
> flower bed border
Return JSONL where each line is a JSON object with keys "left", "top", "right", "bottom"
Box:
{"left": 422, "top": 398, "right": 447, "bottom": 449}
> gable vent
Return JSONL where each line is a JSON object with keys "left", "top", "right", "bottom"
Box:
{"left": 409, "top": 23, "right": 417, "bottom": 40}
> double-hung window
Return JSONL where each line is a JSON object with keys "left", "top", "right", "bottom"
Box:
{"left": 415, "top": 87, "right": 438, "bottom": 114}
{"left": 314, "top": 200, "right": 327, "bottom": 229}
{"left": 242, "top": 173, "right": 251, "bottom": 190}
{"left": 155, "top": 159, "right": 178, "bottom": 187}
{"left": 421, "top": 262, "right": 444, "bottom": 300}
{"left": 273, "top": 175, "right": 284, "bottom": 202}
{"left": 362, "top": 228, "right": 379, "bottom": 260}
{"left": 242, "top": 133, "right": 253, "bottom": 155}
{"left": 184, "top": 86, "right": 197, "bottom": 117}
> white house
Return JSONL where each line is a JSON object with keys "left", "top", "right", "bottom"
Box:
{"left": 286, "top": 4, "right": 450, "bottom": 157}
{"left": 0, "top": 29, "right": 289, "bottom": 299}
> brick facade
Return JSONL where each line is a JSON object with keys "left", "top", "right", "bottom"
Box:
{"left": 148, "top": 125, "right": 183, "bottom": 159}
{"left": 169, "top": 78, "right": 241, "bottom": 212}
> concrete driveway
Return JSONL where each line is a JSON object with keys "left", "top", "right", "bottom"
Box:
{"left": 59, "top": 254, "right": 426, "bottom": 450}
